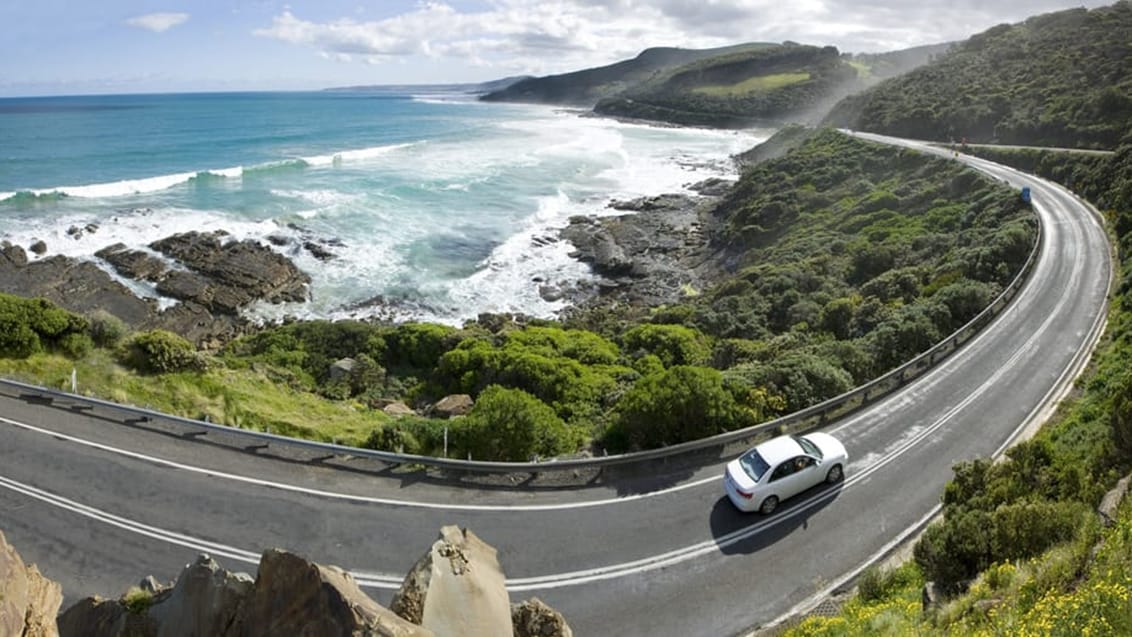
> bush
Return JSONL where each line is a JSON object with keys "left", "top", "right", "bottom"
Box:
{"left": 0, "top": 293, "right": 89, "bottom": 358}
{"left": 621, "top": 323, "right": 711, "bottom": 367}
{"left": 456, "top": 385, "right": 577, "bottom": 461}
{"left": 88, "top": 309, "right": 129, "bottom": 347}
{"left": 58, "top": 332, "right": 93, "bottom": 359}
{"left": 125, "top": 330, "right": 204, "bottom": 374}
{"left": 610, "top": 366, "right": 748, "bottom": 450}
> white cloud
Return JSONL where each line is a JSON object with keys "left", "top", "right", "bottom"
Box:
{"left": 126, "top": 12, "right": 190, "bottom": 33}
{"left": 252, "top": 1, "right": 1113, "bottom": 76}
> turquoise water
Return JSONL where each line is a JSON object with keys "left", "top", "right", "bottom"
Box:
{"left": 0, "top": 90, "right": 767, "bottom": 323}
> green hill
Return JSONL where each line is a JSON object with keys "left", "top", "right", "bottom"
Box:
{"left": 592, "top": 43, "right": 859, "bottom": 127}
{"left": 478, "top": 43, "right": 776, "bottom": 106}
{"left": 825, "top": 1, "right": 1132, "bottom": 148}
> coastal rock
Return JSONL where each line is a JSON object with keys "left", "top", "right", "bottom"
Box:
{"left": 512, "top": 598, "right": 574, "bottom": 637}
{"left": 0, "top": 530, "right": 62, "bottom": 637}
{"left": 30, "top": 239, "right": 48, "bottom": 255}
{"left": 96, "top": 243, "right": 169, "bottom": 282}
{"left": 0, "top": 254, "right": 155, "bottom": 326}
{"left": 2, "top": 241, "right": 29, "bottom": 267}
{"left": 431, "top": 394, "right": 474, "bottom": 418}
{"left": 0, "top": 251, "right": 250, "bottom": 348}
{"left": 391, "top": 526, "right": 511, "bottom": 637}
{"left": 303, "top": 240, "right": 336, "bottom": 261}
{"left": 150, "top": 231, "right": 310, "bottom": 312}
{"left": 558, "top": 190, "right": 721, "bottom": 313}
{"left": 145, "top": 554, "right": 253, "bottom": 637}
{"left": 240, "top": 549, "right": 431, "bottom": 637}
{"left": 687, "top": 177, "right": 735, "bottom": 197}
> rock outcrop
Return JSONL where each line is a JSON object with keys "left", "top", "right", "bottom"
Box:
{"left": 37, "top": 524, "right": 571, "bottom": 637}
{"left": 512, "top": 598, "right": 574, "bottom": 637}
{"left": 149, "top": 231, "right": 310, "bottom": 314}
{"left": 0, "top": 530, "right": 63, "bottom": 637}
{"left": 392, "top": 526, "right": 512, "bottom": 637}
{"left": 558, "top": 191, "right": 724, "bottom": 311}
{"left": 238, "top": 549, "right": 428, "bottom": 637}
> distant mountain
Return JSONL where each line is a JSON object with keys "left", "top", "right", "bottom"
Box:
{"left": 322, "top": 76, "right": 531, "bottom": 96}
{"left": 479, "top": 43, "right": 777, "bottom": 106}
{"left": 824, "top": 1, "right": 1132, "bottom": 148}
{"left": 481, "top": 41, "right": 949, "bottom": 128}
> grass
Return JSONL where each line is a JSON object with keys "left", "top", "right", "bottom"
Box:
{"left": 0, "top": 350, "right": 392, "bottom": 447}
{"left": 692, "top": 72, "right": 810, "bottom": 96}
{"left": 848, "top": 60, "right": 872, "bottom": 79}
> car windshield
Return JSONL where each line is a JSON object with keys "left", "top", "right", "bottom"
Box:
{"left": 794, "top": 435, "right": 824, "bottom": 460}
{"left": 738, "top": 448, "right": 771, "bottom": 481}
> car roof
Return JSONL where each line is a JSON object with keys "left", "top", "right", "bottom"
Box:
{"left": 754, "top": 435, "right": 805, "bottom": 466}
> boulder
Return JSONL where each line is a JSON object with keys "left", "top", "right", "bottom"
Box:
{"left": 30, "top": 239, "right": 48, "bottom": 255}
{"left": 238, "top": 548, "right": 431, "bottom": 637}
{"left": 431, "top": 395, "right": 474, "bottom": 418}
{"left": 1, "top": 241, "right": 29, "bottom": 267}
{"left": 146, "top": 554, "right": 253, "bottom": 637}
{"left": 383, "top": 401, "right": 416, "bottom": 417}
{"left": 0, "top": 529, "right": 63, "bottom": 637}
{"left": 392, "top": 526, "right": 511, "bottom": 637}
{"left": 512, "top": 598, "right": 573, "bottom": 637}
{"left": 328, "top": 358, "right": 357, "bottom": 382}
{"left": 1098, "top": 473, "right": 1131, "bottom": 527}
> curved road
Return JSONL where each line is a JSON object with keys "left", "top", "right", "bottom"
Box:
{"left": 0, "top": 136, "right": 1112, "bottom": 636}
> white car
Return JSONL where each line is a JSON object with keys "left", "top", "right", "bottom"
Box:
{"left": 723, "top": 432, "right": 848, "bottom": 514}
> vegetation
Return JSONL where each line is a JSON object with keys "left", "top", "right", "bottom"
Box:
{"left": 825, "top": 2, "right": 1132, "bottom": 148}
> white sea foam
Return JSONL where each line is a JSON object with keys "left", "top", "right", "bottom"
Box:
{"left": 302, "top": 142, "right": 417, "bottom": 167}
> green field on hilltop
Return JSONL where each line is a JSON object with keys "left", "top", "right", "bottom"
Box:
{"left": 693, "top": 72, "right": 811, "bottom": 96}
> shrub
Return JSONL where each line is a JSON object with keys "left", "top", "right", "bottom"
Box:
{"left": 58, "top": 332, "right": 93, "bottom": 359}
{"left": 0, "top": 317, "right": 42, "bottom": 358}
{"left": 122, "top": 586, "right": 154, "bottom": 615}
{"left": 88, "top": 309, "right": 129, "bottom": 347}
{"left": 610, "top": 366, "right": 748, "bottom": 450}
{"left": 125, "top": 330, "right": 204, "bottom": 374}
{"left": 621, "top": 324, "right": 711, "bottom": 367}
{"left": 0, "top": 293, "right": 89, "bottom": 358}
{"left": 382, "top": 323, "right": 459, "bottom": 371}
{"left": 456, "top": 385, "right": 577, "bottom": 461}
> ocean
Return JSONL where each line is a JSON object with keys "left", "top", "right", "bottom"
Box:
{"left": 0, "top": 90, "right": 768, "bottom": 325}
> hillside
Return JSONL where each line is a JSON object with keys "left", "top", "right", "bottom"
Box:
{"left": 592, "top": 43, "right": 859, "bottom": 127}
{"left": 478, "top": 43, "right": 776, "bottom": 106}
{"left": 824, "top": 1, "right": 1132, "bottom": 148}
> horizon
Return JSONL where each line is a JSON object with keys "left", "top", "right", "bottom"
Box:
{"left": 0, "top": 1, "right": 1115, "bottom": 99}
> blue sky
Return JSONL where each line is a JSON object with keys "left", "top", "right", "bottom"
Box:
{"left": 0, "top": 0, "right": 1114, "bottom": 97}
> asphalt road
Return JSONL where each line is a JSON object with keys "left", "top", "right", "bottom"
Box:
{"left": 0, "top": 136, "right": 1112, "bottom": 636}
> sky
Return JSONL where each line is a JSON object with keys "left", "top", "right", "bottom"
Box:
{"left": 0, "top": 0, "right": 1115, "bottom": 97}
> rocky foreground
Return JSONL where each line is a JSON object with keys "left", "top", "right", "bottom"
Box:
{"left": 1, "top": 526, "right": 571, "bottom": 637}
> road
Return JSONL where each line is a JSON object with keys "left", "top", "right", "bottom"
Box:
{"left": 0, "top": 134, "right": 1112, "bottom": 636}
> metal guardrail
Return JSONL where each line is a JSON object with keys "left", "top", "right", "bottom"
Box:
{"left": 0, "top": 210, "right": 1044, "bottom": 484}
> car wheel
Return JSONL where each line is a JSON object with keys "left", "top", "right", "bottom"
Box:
{"left": 759, "top": 496, "right": 779, "bottom": 515}
{"left": 826, "top": 464, "right": 844, "bottom": 484}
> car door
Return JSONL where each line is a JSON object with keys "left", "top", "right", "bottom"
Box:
{"left": 771, "top": 455, "right": 817, "bottom": 500}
